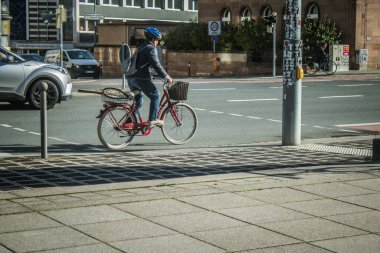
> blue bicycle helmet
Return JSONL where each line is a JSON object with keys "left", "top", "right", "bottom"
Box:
{"left": 144, "top": 27, "right": 162, "bottom": 40}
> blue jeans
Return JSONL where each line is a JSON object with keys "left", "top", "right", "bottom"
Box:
{"left": 127, "top": 78, "right": 160, "bottom": 121}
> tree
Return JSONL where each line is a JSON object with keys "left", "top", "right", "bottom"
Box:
{"left": 302, "top": 18, "right": 342, "bottom": 57}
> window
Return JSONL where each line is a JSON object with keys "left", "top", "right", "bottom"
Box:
{"left": 168, "top": 0, "right": 182, "bottom": 10}
{"left": 261, "top": 6, "right": 272, "bottom": 17}
{"left": 80, "top": 0, "right": 95, "bottom": 3}
{"left": 307, "top": 3, "right": 319, "bottom": 19}
{"left": 103, "top": 0, "right": 120, "bottom": 6}
{"left": 79, "top": 18, "right": 95, "bottom": 32}
{"left": 188, "top": 0, "right": 197, "bottom": 11}
{"left": 147, "top": 0, "right": 162, "bottom": 8}
{"left": 126, "top": 0, "right": 142, "bottom": 7}
{"left": 221, "top": 8, "right": 231, "bottom": 23}
{"left": 241, "top": 7, "right": 251, "bottom": 21}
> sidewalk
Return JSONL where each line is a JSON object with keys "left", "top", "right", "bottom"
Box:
{"left": 0, "top": 136, "right": 379, "bottom": 253}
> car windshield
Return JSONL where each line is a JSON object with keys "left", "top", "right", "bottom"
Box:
{"left": 67, "top": 50, "right": 94, "bottom": 60}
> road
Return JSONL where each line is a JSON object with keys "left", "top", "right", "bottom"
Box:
{"left": 0, "top": 75, "right": 379, "bottom": 155}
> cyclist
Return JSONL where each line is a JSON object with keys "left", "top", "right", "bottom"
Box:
{"left": 314, "top": 41, "right": 329, "bottom": 65}
{"left": 127, "top": 27, "right": 173, "bottom": 127}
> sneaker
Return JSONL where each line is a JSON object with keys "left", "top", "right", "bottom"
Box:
{"left": 147, "top": 119, "right": 164, "bottom": 127}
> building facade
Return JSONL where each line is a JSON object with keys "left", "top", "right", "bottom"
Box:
{"left": 9, "top": 0, "right": 197, "bottom": 55}
{"left": 198, "top": 0, "right": 380, "bottom": 69}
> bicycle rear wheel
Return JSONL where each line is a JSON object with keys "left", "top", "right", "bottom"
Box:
{"left": 322, "top": 60, "right": 337, "bottom": 75}
{"left": 97, "top": 106, "right": 137, "bottom": 149}
{"left": 161, "top": 103, "right": 197, "bottom": 145}
{"left": 303, "top": 61, "right": 318, "bottom": 75}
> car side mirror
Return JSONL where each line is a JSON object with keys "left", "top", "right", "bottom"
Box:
{"left": 8, "top": 55, "right": 14, "bottom": 63}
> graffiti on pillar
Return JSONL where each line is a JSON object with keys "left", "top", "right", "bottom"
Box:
{"left": 358, "top": 49, "right": 368, "bottom": 65}
{"left": 283, "top": 0, "right": 302, "bottom": 88}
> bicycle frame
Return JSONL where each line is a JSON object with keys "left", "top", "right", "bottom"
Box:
{"left": 97, "top": 82, "right": 181, "bottom": 137}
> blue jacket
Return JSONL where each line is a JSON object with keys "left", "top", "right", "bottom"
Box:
{"left": 132, "top": 40, "right": 168, "bottom": 80}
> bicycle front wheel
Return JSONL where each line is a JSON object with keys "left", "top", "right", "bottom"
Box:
{"left": 161, "top": 103, "right": 198, "bottom": 145}
{"left": 322, "top": 60, "right": 337, "bottom": 75}
{"left": 97, "top": 106, "right": 137, "bottom": 149}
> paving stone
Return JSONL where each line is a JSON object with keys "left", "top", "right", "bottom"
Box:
{"left": 150, "top": 211, "right": 246, "bottom": 233}
{"left": 74, "top": 219, "right": 176, "bottom": 242}
{"left": 111, "top": 234, "right": 224, "bottom": 253}
{"left": 0, "top": 227, "right": 97, "bottom": 253}
{"left": 325, "top": 211, "right": 380, "bottom": 233}
{"left": 0, "top": 212, "right": 61, "bottom": 233}
{"left": 292, "top": 182, "right": 376, "bottom": 198}
{"left": 345, "top": 178, "right": 380, "bottom": 192}
{"left": 241, "top": 243, "right": 332, "bottom": 253}
{"left": 35, "top": 244, "right": 122, "bottom": 253}
{"left": 42, "top": 205, "right": 137, "bottom": 225}
{"left": 178, "top": 192, "right": 265, "bottom": 210}
{"left": 337, "top": 193, "right": 380, "bottom": 210}
{"left": 311, "top": 234, "right": 380, "bottom": 253}
{"left": 280, "top": 198, "right": 370, "bottom": 217}
{"left": 261, "top": 217, "right": 367, "bottom": 242}
{"left": 237, "top": 187, "right": 322, "bottom": 204}
{"left": 114, "top": 199, "right": 203, "bottom": 218}
{"left": 191, "top": 225, "right": 299, "bottom": 252}
{"left": 0, "top": 200, "right": 31, "bottom": 215}
{"left": 219, "top": 205, "right": 311, "bottom": 224}
{"left": 0, "top": 192, "right": 16, "bottom": 200}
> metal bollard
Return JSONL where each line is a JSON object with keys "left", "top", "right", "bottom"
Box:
{"left": 373, "top": 139, "right": 380, "bottom": 161}
{"left": 39, "top": 82, "right": 48, "bottom": 159}
{"left": 188, "top": 62, "right": 191, "bottom": 77}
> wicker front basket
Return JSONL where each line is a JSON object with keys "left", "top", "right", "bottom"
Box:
{"left": 168, "top": 81, "right": 189, "bottom": 100}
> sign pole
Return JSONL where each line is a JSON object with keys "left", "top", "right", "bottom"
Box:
{"left": 282, "top": 0, "right": 303, "bottom": 146}
{"left": 273, "top": 21, "right": 276, "bottom": 77}
{"left": 0, "top": 1, "right": 2, "bottom": 47}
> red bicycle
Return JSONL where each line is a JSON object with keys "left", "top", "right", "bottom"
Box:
{"left": 97, "top": 81, "right": 198, "bottom": 149}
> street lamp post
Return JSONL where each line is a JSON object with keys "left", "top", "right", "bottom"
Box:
{"left": 0, "top": 1, "right": 2, "bottom": 47}
{"left": 0, "top": 0, "right": 12, "bottom": 48}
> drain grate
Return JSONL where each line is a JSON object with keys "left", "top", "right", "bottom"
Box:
{"left": 283, "top": 144, "right": 372, "bottom": 157}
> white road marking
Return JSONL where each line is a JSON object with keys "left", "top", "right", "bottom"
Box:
{"left": 193, "top": 108, "right": 206, "bottom": 111}
{"left": 227, "top": 98, "right": 279, "bottom": 102}
{"left": 313, "top": 126, "right": 328, "bottom": 129}
{"left": 209, "top": 110, "right": 224, "bottom": 114}
{"left": 191, "top": 88, "right": 236, "bottom": 91}
{"left": 267, "top": 119, "right": 282, "bottom": 123}
{"left": 0, "top": 124, "right": 12, "bottom": 127}
{"left": 319, "top": 95, "right": 363, "bottom": 99}
{"left": 48, "top": 137, "right": 65, "bottom": 141}
{"left": 29, "top": 132, "right": 40, "bottom": 135}
{"left": 229, "top": 113, "right": 244, "bottom": 117}
{"left": 339, "top": 129, "right": 361, "bottom": 133}
{"left": 247, "top": 116, "right": 262, "bottom": 119}
{"left": 338, "top": 84, "right": 373, "bottom": 87}
{"left": 335, "top": 122, "right": 380, "bottom": 127}
{"left": 13, "top": 128, "right": 27, "bottom": 132}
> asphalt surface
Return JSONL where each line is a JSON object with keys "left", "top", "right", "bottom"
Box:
{"left": 0, "top": 71, "right": 379, "bottom": 253}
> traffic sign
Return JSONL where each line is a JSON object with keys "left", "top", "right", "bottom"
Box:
{"left": 208, "top": 20, "right": 221, "bottom": 36}
{"left": 84, "top": 13, "right": 105, "bottom": 21}
{"left": 211, "top": 35, "right": 218, "bottom": 43}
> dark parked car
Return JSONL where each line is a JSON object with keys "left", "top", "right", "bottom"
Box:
{"left": 0, "top": 46, "right": 72, "bottom": 109}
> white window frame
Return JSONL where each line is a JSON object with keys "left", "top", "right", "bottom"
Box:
{"left": 125, "top": 0, "right": 142, "bottom": 7}
{"left": 241, "top": 7, "right": 251, "bottom": 21}
{"left": 146, "top": 0, "right": 162, "bottom": 9}
{"left": 167, "top": 0, "right": 182, "bottom": 10}
{"left": 261, "top": 6, "right": 272, "bottom": 17}
{"left": 187, "top": 0, "right": 197, "bottom": 11}
{"left": 79, "top": 18, "right": 95, "bottom": 33}
{"left": 102, "top": 0, "right": 120, "bottom": 6}
{"left": 221, "top": 8, "right": 231, "bottom": 23}
{"left": 307, "top": 3, "right": 319, "bottom": 19}
{"left": 79, "top": 0, "right": 95, "bottom": 4}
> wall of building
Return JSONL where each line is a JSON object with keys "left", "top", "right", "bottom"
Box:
{"left": 198, "top": 0, "right": 380, "bottom": 70}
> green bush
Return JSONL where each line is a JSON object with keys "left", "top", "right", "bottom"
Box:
{"left": 302, "top": 18, "right": 342, "bottom": 57}
{"left": 163, "top": 20, "right": 269, "bottom": 54}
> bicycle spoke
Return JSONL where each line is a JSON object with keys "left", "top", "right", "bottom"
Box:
{"left": 97, "top": 106, "right": 136, "bottom": 149}
{"left": 161, "top": 103, "right": 197, "bottom": 145}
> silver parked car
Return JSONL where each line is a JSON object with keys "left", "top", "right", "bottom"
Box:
{"left": 0, "top": 46, "right": 72, "bottom": 109}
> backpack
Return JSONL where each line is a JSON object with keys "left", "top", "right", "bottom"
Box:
{"left": 122, "top": 45, "right": 149, "bottom": 76}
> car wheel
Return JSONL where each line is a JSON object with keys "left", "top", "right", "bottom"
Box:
{"left": 27, "top": 79, "right": 59, "bottom": 109}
